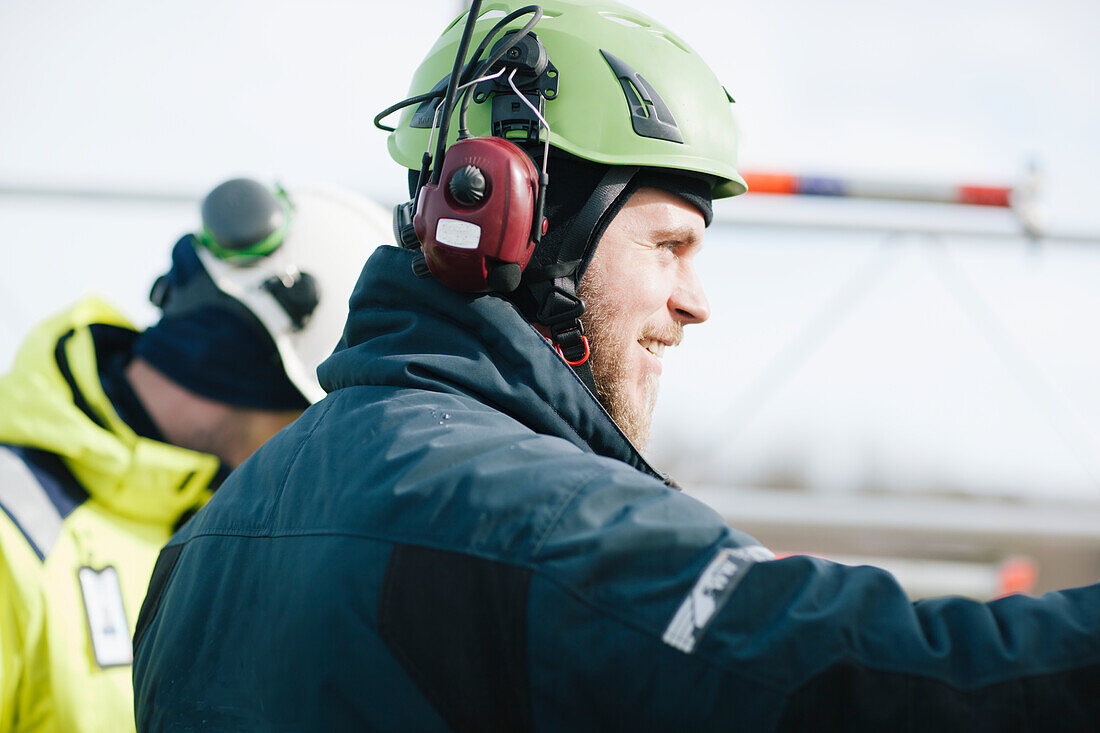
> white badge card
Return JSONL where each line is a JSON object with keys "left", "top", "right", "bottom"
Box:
{"left": 78, "top": 566, "right": 133, "bottom": 667}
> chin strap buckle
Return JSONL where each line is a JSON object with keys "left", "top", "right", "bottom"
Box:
{"left": 552, "top": 321, "right": 590, "bottom": 366}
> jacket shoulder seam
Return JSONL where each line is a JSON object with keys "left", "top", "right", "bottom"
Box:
{"left": 259, "top": 398, "right": 338, "bottom": 527}
{"left": 529, "top": 467, "right": 617, "bottom": 556}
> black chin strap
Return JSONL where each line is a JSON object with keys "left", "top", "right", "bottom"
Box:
{"left": 524, "top": 166, "right": 638, "bottom": 391}
{"left": 559, "top": 165, "right": 639, "bottom": 284}
{"left": 571, "top": 357, "right": 599, "bottom": 396}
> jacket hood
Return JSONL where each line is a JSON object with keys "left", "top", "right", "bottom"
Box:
{"left": 319, "top": 246, "right": 667, "bottom": 482}
{"left": 0, "top": 298, "right": 219, "bottom": 523}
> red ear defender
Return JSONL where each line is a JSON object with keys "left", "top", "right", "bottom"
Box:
{"left": 413, "top": 136, "right": 544, "bottom": 293}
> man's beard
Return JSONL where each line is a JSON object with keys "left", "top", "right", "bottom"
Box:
{"left": 578, "top": 278, "right": 662, "bottom": 451}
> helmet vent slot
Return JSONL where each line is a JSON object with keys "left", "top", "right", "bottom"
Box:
{"left": 600, "top": 49, "right": 684, "bottom": 143}
{"left": 655, "top": 32, "right": 690, "bottom": 54}
{"left": 598, "top": 12, "right": 650, "bottom": 29}
{"left": 624, "top": 80, "right": 650, "bottom": 119}
{"left": 445, "top": 6, "right": 505, "bottom": 33}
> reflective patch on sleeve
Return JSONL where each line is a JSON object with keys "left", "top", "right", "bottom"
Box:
{"left": 662, "top": 545, "right": 774, "bottom": 654}
{"left": 0, "top": 448, "right": 64, "bottom": 560}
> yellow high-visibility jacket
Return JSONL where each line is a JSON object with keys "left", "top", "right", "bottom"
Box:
{"left": 0, "top": 299, "right": 218, "bottom": 732}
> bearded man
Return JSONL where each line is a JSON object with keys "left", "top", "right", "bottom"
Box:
{"left": 133, "top": 2, "right": 1100, "bottom": 731}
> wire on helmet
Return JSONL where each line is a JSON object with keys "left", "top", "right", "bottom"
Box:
{"left": 456, "top": 6, "right": 543, "bottom": 139}
{"left": 371, "top": 5, "right": 543, "bottom": 137}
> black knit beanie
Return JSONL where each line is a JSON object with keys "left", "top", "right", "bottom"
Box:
{"left": 133, "top": 236, "right": 309, "bottom": 410}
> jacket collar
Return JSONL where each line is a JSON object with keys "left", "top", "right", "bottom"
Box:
{"left": 0, "top": 298, "right": 219, "bottom": 524}
{"left": 319, "top": 246, "right": 670, "bottom": 484}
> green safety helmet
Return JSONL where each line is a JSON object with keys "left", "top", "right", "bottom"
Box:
{"left": 388, "top": 0, "right": 746, "bottom": 199}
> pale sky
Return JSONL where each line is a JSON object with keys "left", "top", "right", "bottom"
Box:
{"left": 3, "top": 0, "right": 1099, "bottom": 502}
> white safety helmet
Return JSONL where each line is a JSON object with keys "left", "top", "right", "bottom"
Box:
{"left": 151, "top": 178, "right": 394, "bottom": 403}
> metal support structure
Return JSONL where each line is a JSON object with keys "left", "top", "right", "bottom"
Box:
{"left": 2, "top": 175, "right": 1099, "bottom": 244}
{"left": 739, "top": 167, "right": 1044, "bottom": 239}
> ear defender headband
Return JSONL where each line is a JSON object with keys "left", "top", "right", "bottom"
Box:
{"left": 377, "top": 2, "right": 604, "bottom": 366}
{"left": 385, "top": 3, "right": 551, "bottom": 293}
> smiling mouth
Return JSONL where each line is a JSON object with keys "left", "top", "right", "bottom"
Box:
{"left": 638, "top": 338, "right": 668, "bottom": 358}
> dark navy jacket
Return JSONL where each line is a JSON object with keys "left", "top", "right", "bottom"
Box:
{"left": 133, "top": 246, "right": 1100, "bottom": 731}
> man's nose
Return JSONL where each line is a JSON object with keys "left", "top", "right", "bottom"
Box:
{"left": 670, "top": 263, "right": 710, "bottom": 325}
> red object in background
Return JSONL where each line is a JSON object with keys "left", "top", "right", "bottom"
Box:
{"left": 958, "top": 185, "right": 1013, "bottom": 207}
{"left": 740, "top": 170, "right": 1015, "bottom": 208}
{"left": 741, "top": 172, "right": 798, "bottom": 195}
{"left": 772, "top": 551, "right": 1040, "bottom": 599}
{"left": 996, "top": 556, "right": 1039, "bottom": 598}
